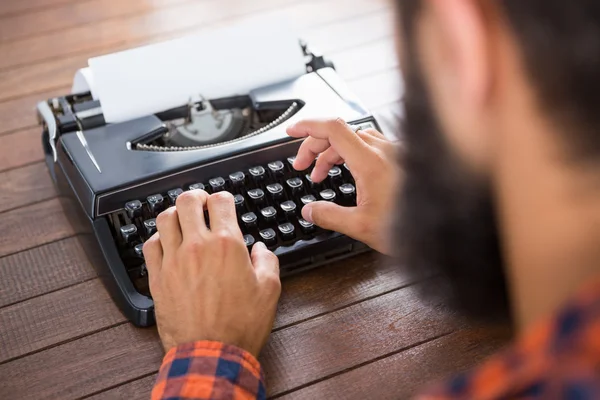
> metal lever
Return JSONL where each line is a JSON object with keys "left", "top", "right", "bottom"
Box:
{"left": 37, "top": 101, "right": 58, "bottom": 162}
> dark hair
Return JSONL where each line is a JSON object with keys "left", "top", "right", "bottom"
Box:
{"left": 398, "top": 0, "right": 600, "bottom": 159}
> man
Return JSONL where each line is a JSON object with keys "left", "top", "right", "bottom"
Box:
{"left": 147, "top": 0, "right": 600, "bottom": 398}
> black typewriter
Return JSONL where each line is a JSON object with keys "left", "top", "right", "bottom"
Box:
{"left": 37, "top": 43, "right": 380, "bottom": 327}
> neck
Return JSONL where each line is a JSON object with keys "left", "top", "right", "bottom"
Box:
{"left": 494, "top": 102, "right": 600, "bottom": 332}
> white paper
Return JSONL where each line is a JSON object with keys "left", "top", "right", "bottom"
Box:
{"left": 72, "top": 68, "right": 97, "bottom": 99}
{"left": 82, "top": 16, "right": 306, "bottom": 123}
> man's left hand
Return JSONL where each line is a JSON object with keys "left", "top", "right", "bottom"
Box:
{"left": 143, "top": 190, "right": 281, "bottom": 358}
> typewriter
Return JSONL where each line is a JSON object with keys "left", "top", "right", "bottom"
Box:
{"left": 37, "top": 42, "right": 381, "bottom": 327}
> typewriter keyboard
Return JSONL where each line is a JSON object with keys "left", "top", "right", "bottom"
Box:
{"left": 109, "top": 156, "right": 357, "bottom": 294}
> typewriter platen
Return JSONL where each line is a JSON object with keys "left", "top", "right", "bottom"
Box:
{"left": 37, "top": 44, "right": 380, "bottom": 327}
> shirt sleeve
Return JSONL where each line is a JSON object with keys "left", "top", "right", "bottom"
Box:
{"left": 415, "top": 279, "right": 600, "bottom": 399}
{"left": 151, "top": 341, "right": 266, "bottom": 400}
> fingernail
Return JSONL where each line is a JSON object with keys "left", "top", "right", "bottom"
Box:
{"left": 302, "top": 205, "right": 314, "bottom": 223}
{"left": 255, "top": 241, "right": 267, "bottom": 249}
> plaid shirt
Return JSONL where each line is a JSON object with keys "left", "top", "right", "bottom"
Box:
{"left": 152, "top": 279, "right": 600, "bottom": 400}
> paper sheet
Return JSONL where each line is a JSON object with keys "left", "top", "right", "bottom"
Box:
{"left": 74, "top": 16, "right": 306, "bottom": 123}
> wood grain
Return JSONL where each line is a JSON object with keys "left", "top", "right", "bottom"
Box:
{"left": 0, "top": 0, "right": 80, "bottom": 19}
{"left": 0, "top": 163, "right": 56, "bottom": 213}
{"left": 0, "top": 282, "right": 463, "bottom": 399}
{"left": 263, "top": 283, "right": 465, "bottom": 396}
{"left": 0, "top": 0, "right": 389, "bottom": 101}
{"left": 279, "top": 326, "right": 512, "bottom": 400}
{"left": 0, "top": 252, "right": 420, "bottom": 366}
{"left": 0, "top": 323, "right": 163, "bottom": 400}
{"left": 0, "top": 88, "right": 65, "bottom": 135}
{"left": 0, "top": 198, "right": 76, "bottom": 257}
{"left": 0, "top": 128, "right": 45, "bottom": 172}
{"left": 0, "top": 237, "right": 95, "bottom": 308}
{"left": 85, "top": 374, "right": 158, "bottom": 400}
{"left": 0, "top": 0, "right": 193, "bottom": 42}
{"left": 0, "top": 279, "right": 123, "bottom": 363}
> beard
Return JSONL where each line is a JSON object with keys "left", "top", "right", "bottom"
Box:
{"left": 393, "top": 55, "right": 511, "bottom": 322}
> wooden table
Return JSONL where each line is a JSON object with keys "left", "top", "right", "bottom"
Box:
{"left": 0, "top": 1, "right": 511, "bottom": 398}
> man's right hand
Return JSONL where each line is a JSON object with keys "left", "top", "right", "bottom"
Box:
{"left": 286, "top": 118, "right": 401, "bottom": 255}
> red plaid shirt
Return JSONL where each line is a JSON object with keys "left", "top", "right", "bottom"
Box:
{"left": 152, "top": 279, "right": 600, "bottom": 399}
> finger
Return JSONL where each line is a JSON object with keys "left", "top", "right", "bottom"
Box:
{"left": 312, "top": 147, "right": 344, "bottom": 182}
{"left": 207, "top": 192, "right": 242, "bottom": 237}
{"left": 251, "top": 242, "right": 280, "bottom": 279}
{"left": 156, "top": 207, "right": 183, "bottom": 251}
{"left": 175, "top": 189, "right": 209, "bottom": 238}
{"left": 287, "top": 118, "right": 369, "bottom": 172}
{"left": 294, "top": 136, "right": 330, "bottom": 171}
{"left": 302, "top": 201, "right": 362, "bottom": 234}
{"left": 143, "top": 233, "right": 163, "bottom": 274}
{"left": 362, "top": 128, "right": 387, "bottom": 139}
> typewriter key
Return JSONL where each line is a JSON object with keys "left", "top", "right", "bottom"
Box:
{"left": 259, "top": 228, "right": 277, "bottom": 246}
{"left": 319, "top": 189, "right": 336, "bottom": 202}
{"left": 188, "top": 183, "right": 205, "bottom": 191}
{"left": 260, "top": 206, "right": 278, "bottom": 223}
{"left": 300, "top": 194, "right": 317, "bottom": 205}
{"left": 134, "top": 243, "right": 144, "bottom": 258}
{"left": 298, "top": 218, "right": 316, "bottom": 234}
{"left": 125, "top": 200, "right": 142, "bottom": 219}
{"left": 143, "top": 219, "right": 157, "bottom": 237}
{"left": 286, "top": 177, "right": 304, "bottom": 195}
{"left": 147, "top": 194, "right": 165, "bottom": 214}
{"left": 266, "top": 183, "right": 284, "bottom": 201}
{"left": 209, "top": 177, "right": 226, "bottom": 192}
{"left": 120, "top": 224, "right": 139, "bottom": 244}
{"left": 234, "top": 194, "right": 245, "bottom": 213}
{"left": 249, "top": 166, "right": 266, "bottom": 183}
{"left": 247, "top": 188, "right": 265, "bottom": 206}
{"left": 267, "top": 161, "right": 285, "bottom": 178}
{"left": 167, "top": 188, "right": 183, "bottom": 205}
{"left": 243, "top": 234, "right": 255, "bottom": 248}
{"left": 241, "top": 212, "right": 258, "bottom": 230}
{"left": 278, "top": 223, "right": 296, "bottom": 241}
{"left": 280, "top": 201, "right": 297, "bottom": 218}
{"left": 229, "top": 171, "right": 245, "bottom": 187}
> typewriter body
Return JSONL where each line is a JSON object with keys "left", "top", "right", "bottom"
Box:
{"left": 38, "top": 44, "right": 380, "bottom": 327}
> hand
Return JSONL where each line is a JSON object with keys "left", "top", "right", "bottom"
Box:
{"left": 143, "top": 190, "right": 281, "bottom": 357}
{"left": 287, "top": 118, "right": 401, "bottom": 255}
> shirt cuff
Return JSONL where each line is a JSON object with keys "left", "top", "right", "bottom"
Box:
{"left": 152, "top": 340, "right": 266, "bottom": 400}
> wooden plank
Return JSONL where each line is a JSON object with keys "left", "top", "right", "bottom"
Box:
{"left": 304, "top": 11, "right": 393, "bottom": 55}
{"left": 263, "top": 283, "right": 463, "bottom": 396}
{"left": 0, "top": 0, "right": 80, "bottom": 19}
{"left": 0, "top": 237, "right": 95, "bottom": 308}
{"left": 0, "top": 163, "right": 56, "bottom": 213}
{"left": 0, "top": 279, "right": 123, "bottom": 363}
{"left": 85, "top": 374, "right": 158, "bottom": 400}
{"left": 0, "top": 198, "right": 76, "bottom": 257}
{"left": 277, "top": 254, "right": 418, "bottom": 329}
{"left": 279, "top": 326, "right": 512, "bottom": 400}
{"left": 0, "top": 89, "right": 65, "bottom": 135}
{"left": 0, "top": 0, "right": 389, "bottom": 101}
{"left": 0, "top": 0, "right": 303, "bottom": 71}
{"left": 0, "top": 128, "right": 44, "bottom": 172}
{"left": 0, "top": 252, "right": 420, "bottom": 365}
{"left": 0, "top": 0, "right": 192, "bottom": 42}
{"left": 0, "top": 282, "right": 462, "bottom": 399}
{"left": 331, "top": 36, "right": 397, "bottom": 81}
{"left": 0, "top": 323, "right": 163, "bottom": 400}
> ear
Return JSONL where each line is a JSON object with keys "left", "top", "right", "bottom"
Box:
{"left": 417, "top": 0, "right": 495, "bottom": 171}
{"left": 424, "top": 0, "right": 491, "bottom": 107}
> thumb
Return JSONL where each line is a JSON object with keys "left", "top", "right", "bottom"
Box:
{"left": 251, "top": 242, "right": 280, "bottom": 278}
{"left": 302, "top": 201, "right": 359, "bottom": 234}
